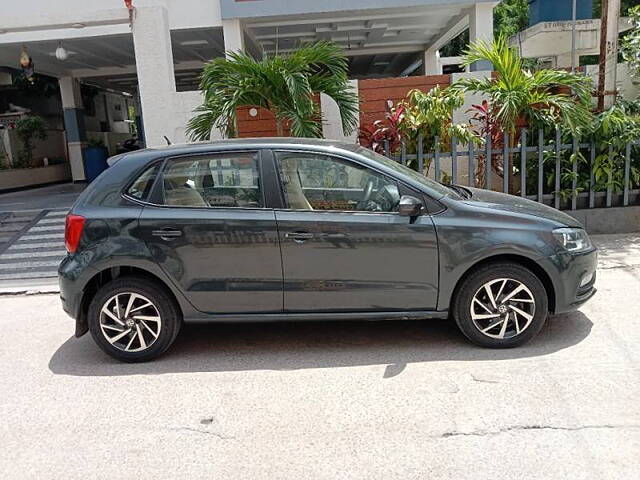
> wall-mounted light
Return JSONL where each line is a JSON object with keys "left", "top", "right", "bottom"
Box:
{"left": 249, "top": 108, "right": 258, "bottom": 117}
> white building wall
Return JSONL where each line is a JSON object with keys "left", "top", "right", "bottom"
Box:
{"left": 9, "top": 0, "right": 222, "bottom": 30}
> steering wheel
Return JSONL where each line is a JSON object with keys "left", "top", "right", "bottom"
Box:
{"left": 358, "top": 180, "right": 375, "bottom": 210}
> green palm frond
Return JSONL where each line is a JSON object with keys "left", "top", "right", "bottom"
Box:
{"left": 187, "top": 42, "right": 358, "bottom": 141}
{"left": 455, "top": 35, "right": 594, "bottom": 135}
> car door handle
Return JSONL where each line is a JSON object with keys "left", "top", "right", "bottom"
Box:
{"left": 152, "top": 228, "right": 183, "bottom": 240}
{"left": 284, "top": 231, "right": 314, "bottom": 242}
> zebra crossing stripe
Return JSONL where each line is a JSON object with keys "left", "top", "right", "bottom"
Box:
{"left": 0, "top": 259, "right": 61, "bottom": 270}
{"left": 27, "top": 225, "right": 66, "bottom": 233}
{"left": 0, "top": 251, "right": 65, "bottom": 260}
{"left": 35, "top": 218, "right": 66, "bottom": 225}
{"left": 19, "top": 233, "right": 64, "bottom": 241}
{"left": 0, "top": 270, "right": 59, "bottom": 281}
{"left": 9, "top": 241, "right": 63, "bottom": 250}
{"left": 45, "top": 210, "right": 68, "bottom": 217}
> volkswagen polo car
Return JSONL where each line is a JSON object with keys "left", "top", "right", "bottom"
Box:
{"left": 59, "top": 138, "right": 597, "bottom": 362}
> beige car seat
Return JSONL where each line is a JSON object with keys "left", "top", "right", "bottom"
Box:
{"left": 280, "top": 158, "right": 312, "bottom": 210}
{"left": 165, "top": 169, "right": 208, "bottom": 207}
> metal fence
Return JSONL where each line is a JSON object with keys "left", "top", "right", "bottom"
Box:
{"left": 383, "top": 128, "right": 640, "bottom": 211}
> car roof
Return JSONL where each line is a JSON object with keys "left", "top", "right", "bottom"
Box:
{"left": 151, "top": 137, "right": 359, "bottom": 154}
{"left": 108, "top": 138, "right": 362, "bottom": 166}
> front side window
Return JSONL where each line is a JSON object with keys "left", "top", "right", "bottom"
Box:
{"left": 275, "top": 152, "right": 400, "bottom": 212}
{"left": 161, "top": 152, "right": 263, "bottom": 208}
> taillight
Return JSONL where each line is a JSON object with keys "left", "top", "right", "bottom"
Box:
{"left": 65, "top": 214, "right": 85, "bottom": 253}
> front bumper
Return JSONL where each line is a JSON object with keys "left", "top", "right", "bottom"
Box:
{"left": 540, "top": 247, "right": 598, "bottom": 314}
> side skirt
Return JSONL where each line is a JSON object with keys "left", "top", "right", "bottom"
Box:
{"left": 184, "top": 310, "right": 449, "bottom": 323}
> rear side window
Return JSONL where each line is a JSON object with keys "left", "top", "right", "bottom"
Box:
{"left": 161, "top": 152, "right": 263, "bottom": 208}
{"left": 126, "top": 164, "right": 160, "bottom": 201}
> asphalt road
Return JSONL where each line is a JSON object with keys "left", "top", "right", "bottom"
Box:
{"left": 0, "top": 235, "right": 639, "bottom": 479}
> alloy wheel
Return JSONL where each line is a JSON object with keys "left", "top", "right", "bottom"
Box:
{"left": 99, "top": 292, "right": 162, "bottom": 352}
{"left": 469, "top": 278, "right": 536, "bottom": 340}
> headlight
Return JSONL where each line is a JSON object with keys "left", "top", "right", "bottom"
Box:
{"left": 553, "top": 227, "right": 592, "bottom": 253}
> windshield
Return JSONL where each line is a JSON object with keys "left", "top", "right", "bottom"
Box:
{"left": 354, "top": 147, "right": 459, "bottom": 199}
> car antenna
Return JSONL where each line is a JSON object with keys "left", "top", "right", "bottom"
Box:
{"left": 163, "top": 135, "right": 172, "bottom": 145}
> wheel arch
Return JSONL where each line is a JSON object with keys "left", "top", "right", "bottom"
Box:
{"left": 76, "top": 265, "right": 184, "bottom": 337}
{"left": 448, "top": 254, "right": 557, "bottom": 315}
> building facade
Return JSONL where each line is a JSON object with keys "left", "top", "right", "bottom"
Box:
{"left": 0, "top": 0, "right": 498, "bottom": 181}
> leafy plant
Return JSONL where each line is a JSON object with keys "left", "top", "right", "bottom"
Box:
{"left": 14, "top": 115, "right": 48, "bottom": 168}
{"left": 187, "top": 41, "right": 359, "bottom": 139}
{"left": 87, "top": 137, "right": 106, "bottom": 148}
{"left": 621, "top": 6, "right": 640, "bottom": 81}
{"left": 468, "top": 100, "right": 506, "bottom": 187}
{"left": 358, "top": 105, "right": 404, "bottom": 155}
{"left": 399, "top": 87, "right": 472, "bottom": 144}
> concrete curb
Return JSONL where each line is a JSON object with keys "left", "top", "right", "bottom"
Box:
{"left": 0, "top": 280, "right": 59, "bottom": 296}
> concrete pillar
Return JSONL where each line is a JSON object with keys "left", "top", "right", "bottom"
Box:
{"left": 132, "top": 6, "right": 176, "bottom": 147}
{"left": 424, "top": 48, "right": 440, "bottom": 75}
{"left": 59, "top": 76, "right": 86, "bottom": 181}
{"left": 222, "top": 18, "right": 245, "bottom": 57}
{"left": 469, "top": 2, "right": 495, "bottom": 71}
{"left": 321, "top": 79, "right": 359, "bottom": 143}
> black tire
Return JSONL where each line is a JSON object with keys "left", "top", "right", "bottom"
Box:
{"left": 452, "top": 262, "right": 548, "bottom": 348}
{"left": 88, "top": 276, "right": 182, "bottom": 362}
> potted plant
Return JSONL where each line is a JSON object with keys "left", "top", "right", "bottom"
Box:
{"left": 84, "top": 137, "right": 109, "bottom": 182}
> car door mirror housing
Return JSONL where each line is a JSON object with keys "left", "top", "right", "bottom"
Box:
{"left": 398, "top": 195, "right": 423, "bottom": 217}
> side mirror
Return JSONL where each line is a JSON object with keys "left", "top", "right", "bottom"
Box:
{"left": 398, "top": 195, "right": 423, "bottom": 217}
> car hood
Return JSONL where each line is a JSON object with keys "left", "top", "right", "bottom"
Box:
{"left": 462, "top": 187, "right": 583, "bottom": 227}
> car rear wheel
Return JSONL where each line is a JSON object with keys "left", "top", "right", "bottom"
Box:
{"left": 88, "top": 276, "right": 181, "bottom": 362}
{"left": 452, "top": 263, "right": 548, "bottom": 348}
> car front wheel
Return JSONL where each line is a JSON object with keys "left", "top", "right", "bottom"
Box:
{"left": 87, "top": 276, "right": 181, "bottom": 362}
{"left": 453, "top": 262, "right": 548, "bottom": 348}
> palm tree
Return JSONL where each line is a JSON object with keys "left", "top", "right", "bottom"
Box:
{"left": 187, "top": 41, "right": 359, "bottom": 140}
{"left": 453, "top": 36, "right": 593, "bottom": 135}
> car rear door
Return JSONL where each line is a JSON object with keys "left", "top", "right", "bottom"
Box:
{"left": 271, "top": 149, "right": 439, "bottom": 313}
{"left": 138, "top": 149, "right": 283, "bottom": 314}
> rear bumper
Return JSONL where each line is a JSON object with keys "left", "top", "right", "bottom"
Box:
{"left": 58, "top": 254, "right": 97, "bottom": 336}
{"left": 541, "top": 247, "right": 598, "bottom": 314}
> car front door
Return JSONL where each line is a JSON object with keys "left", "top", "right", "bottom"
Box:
{"left": 272, "top": 150, "right": 439, "bottom": 313}
{"left": 138, "top": 150, "right": 283, "bottom": 314}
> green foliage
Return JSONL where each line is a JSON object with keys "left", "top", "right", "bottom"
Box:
{"left": 14, "top": 115, "right": 48, "bottom": 167}
{"left": 87, "top": 137, "right": 106, "bottom": 148}
{"left": 440, "top": 0, "right": 529, "bottom": 57}
{"left": 453, "top": 36, "right": 593, "bottom": 134}
{"left": 524, "top": 100, "right": 640, "bottom": 199}
{"left": 593, "top": 0, "right": 640, "bottom": 18}
{"left": 494, "top": 0, "right": 529, "bottom": 40}
{"left": 187, "top": 41, "right": 359, "bottom": 140}
{"left": 399, "top": 87, "right": 475, "bottom": 149}
{"left": 621, "top": 6, "right": 640, "bottom": 80}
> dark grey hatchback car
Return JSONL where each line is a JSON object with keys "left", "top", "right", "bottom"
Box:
{"left": 59, "top": 138, "right": 597, "bottom": 362}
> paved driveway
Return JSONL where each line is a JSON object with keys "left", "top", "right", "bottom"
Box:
{"left": 0, "top": 234, "right": 638, "bottom": 479}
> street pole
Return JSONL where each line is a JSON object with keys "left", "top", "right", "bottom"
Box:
{"left": 598, "top": 0, "right": 622, "bottom": 110}
{"left": 571, "top": 0, "right": 577, "bottom": 71}
{"left": 598, "top": 0, "right": 609, "bottom": 111}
